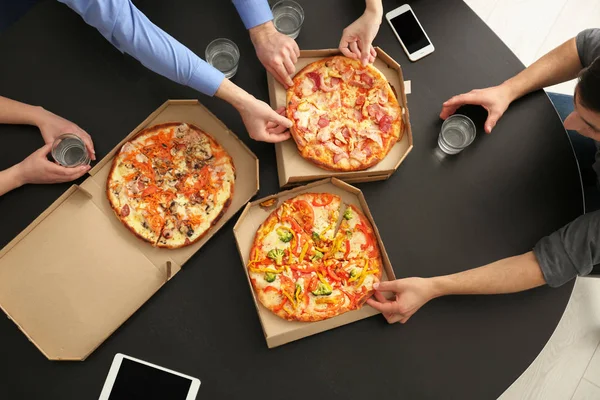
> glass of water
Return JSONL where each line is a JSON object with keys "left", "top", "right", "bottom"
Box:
{"left": 438, "top": 115, "right": 477, "bottom": 155}
{"left": 271, "top": 0, "right": 304, "bottom": 39}
{"left": 51, "top": 133, "right": 90, "bottom": 167}
{"left": 205, "top": 38, "right": 240, "bottom": 79}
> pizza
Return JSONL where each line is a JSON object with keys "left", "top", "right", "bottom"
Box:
{"left": 107, "top": 122, "right": 235, "bottom": 248}
{"left": 247, "top": 193, "right": 383, "bottom": 322}
{"left": 286, "top": 56, "right": 404, "bottom": 171}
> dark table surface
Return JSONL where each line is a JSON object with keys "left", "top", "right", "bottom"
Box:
{"left": 0, "top": 0, "right": 583, "bottom": 399}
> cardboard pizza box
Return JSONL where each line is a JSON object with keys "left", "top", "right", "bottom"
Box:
{"left": 0, "top": 100, "right": 259, "bottom": 361}
{"left": 233, "top": 178, "right": 396, "bottom": 348}
{"left": 267, "top": 47, "right": 413, "bottom": 188}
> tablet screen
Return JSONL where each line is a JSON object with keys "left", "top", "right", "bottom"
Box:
{"left": 108, "top": 358, "right": 192, "bottom": 400}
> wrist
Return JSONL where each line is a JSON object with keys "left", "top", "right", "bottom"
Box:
{"left": 8, "top": 163, "right": 26, "bottom": 188}
{"left": 215, "top": 79, "right": 255, "bottom": 111}
{"left": 428, "top": 276, "right": 450, "bottom": 299}
{"left": 249, "top": 21, "right": 276, "bottom": 44}
{"left": 365, "top": 1, "right": 383, "bottom": 22}
{"left": 499, "top": 79, "right": 522, "bottom": 103}
{"left": 25, "top": 105, "right": 48, "bottom": 127}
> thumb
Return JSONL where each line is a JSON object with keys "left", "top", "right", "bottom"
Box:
{"left": 485, "top": 111, "right": 502, "bottom": 134}
{"left": 270, "top": 110, "right": 293, "bottom": 128}
{"left": 37, "top": 143, "right": 54, "bottom": 157}
{"left": 360, "top": 42, "right": 371, "bottom": 66}
{"left": 374, "top": 280, "right": 399, "bottom": 293}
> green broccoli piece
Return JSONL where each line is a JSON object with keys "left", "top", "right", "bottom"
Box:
{"left": 267, "top": 248, "right": 285, "bottom": 265}
{"left": 343, "top": 209, "right": 353, "bottom": 220}
{"left": 311, "top": 281, "right": 333, "bottom": 296}
{"left": 264, "top": 272, "right": 276, "bottom": 282}
{"left": 311, "top": 250, "right": 324, "bottom": 261}
{"left": 276, "top": 228, "right": 293, "bottom": 243}
{"left": 349, "top": 268, "right": 358, "bottom": 278}
{"left": 312, "top": 232, "right": 320, "bottom": 241}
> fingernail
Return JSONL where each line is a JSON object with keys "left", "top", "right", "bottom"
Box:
{"left": 373, "top": 283, "right": 379, "bottom": 289}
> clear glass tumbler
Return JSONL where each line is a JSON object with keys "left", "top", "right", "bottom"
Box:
{"left": 205, "top": 38, "right": 240, "bottom": 79}
{"left": 271, "top": 0, "right": 304, "bottom": 39}
{"left": 51, "top": 133, "right": 90, "bottom": 167}
{"left": 438, "top": 114, "right": 476, "bottom": 155}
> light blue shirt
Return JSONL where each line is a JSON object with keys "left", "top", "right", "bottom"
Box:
{"left": 233, "top": 0, "right": 273, "bottom": 29}
{"left": 59, "top": 0, "right": 273, "bottom": 96}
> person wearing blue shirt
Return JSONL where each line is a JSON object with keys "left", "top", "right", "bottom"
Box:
{"left": 58, "top": 0, "right": 295, "bottom": 143}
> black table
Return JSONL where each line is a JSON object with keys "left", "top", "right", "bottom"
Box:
{"left": 0, "top": 0, "right": 583, "bottom": 399}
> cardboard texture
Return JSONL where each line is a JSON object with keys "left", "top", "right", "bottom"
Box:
{"left": 233, "top": 178, "right": 396, "bottom": 348}
{"left": 268, "top": 48, "right": 414, "bottom": 187}
{"left": 0, "top": 100, "right": 259, "bottom": 360}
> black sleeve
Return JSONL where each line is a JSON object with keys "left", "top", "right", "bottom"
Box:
{"left": 534, "top": 211, "right": 600, "bottom": 287}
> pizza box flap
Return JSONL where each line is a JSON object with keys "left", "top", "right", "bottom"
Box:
{"left": 0, "top": 100, "right": 259, "bottom": 360}
{"left": 268, "top": 47, "right": 413, "bottom": 187}
{"left": 88, "top": 100, "right": 259, "bottom": 266}
{"left": 233, "top": 178, "right": 396, "bottom": 348}
{"left": 0, "top": 185, "right": 168, "bottom": 360}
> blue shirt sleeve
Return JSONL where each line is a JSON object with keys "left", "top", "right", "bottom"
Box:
{"left": 59, "top": 0, "right": 225, "bottom": 96}
{"left": 232, "top": 0, "right": 273, "bottom": 29}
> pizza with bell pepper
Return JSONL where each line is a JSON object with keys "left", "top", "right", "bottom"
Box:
{"left": 247, "top": 193, "right": 382, "bottom": 322}
{"left": 107, "top": 122, "right": 235, "bottom": 248}
{"left": 286, "top": 56, "right": 404, "bottom": 172}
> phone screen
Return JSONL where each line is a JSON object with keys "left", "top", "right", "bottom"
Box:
{"left": 108, "top": 359, "right": 192, "bottom": 400}
{"left": 390, "top": 10, "right": 430, "bottom": 54}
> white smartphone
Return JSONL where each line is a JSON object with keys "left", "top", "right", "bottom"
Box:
{"left": 98, "top": 354, "right": 201, "bottom": 400}
{"left": 386, "top": 5, "right": 434, "bottom": 62}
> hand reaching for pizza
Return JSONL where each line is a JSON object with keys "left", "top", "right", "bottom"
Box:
{"left": 36, "top": 109, "right": 96, "bottom": 160}
{"left": 250, "top": 21, "right": 300, "bottom": 88}
{"left": 15, "top": 143, "right": 91, "bottom": 185}
{"left": 238, "top": 99, "right": 292, "bottom": 143}
{"left": 339, "top": 5, "right": 382, "bottom": 66}
{"left": 366, "top": 278, "right": 438, "bottom": 324}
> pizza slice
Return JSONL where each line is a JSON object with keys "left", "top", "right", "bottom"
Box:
{"left": 329, "top": 204, "right": 380, "bottom": 261}
{"left": 281, "top": 193, "right": 341, "bottom": 243}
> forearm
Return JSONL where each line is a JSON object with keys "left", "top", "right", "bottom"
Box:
{"left": 430, "top": 252, "right": 546, "bottom": 297}
{"left": 60, "top": 0, "right": 224, "bottom": 96}
{"left": 0, "top": 165, "right": 24, "bottom": 196}
{"left": 502, "top": 38, "right": 582, "bottom": 101}
{"left": 0, "top": 96, "right": 45, "bottom": 126}
{"left": 233, "top": 0, "right": 273, "bottom": 30}
{"left": 364, "top": 0, "right": 383, "bottom": 18}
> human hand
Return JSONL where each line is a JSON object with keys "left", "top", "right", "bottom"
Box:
{"left": 440, "top": 85, "right": 514, "bottom": 133}
{"left": 36, "top": 109, "right": 96, "bottom": 160}
{"left": 15, "top": 143, "right": 90, "bottom": 185}
{"left": 339, "top": 9, "right": 381, "bottom": 66}
{"left": 237, "top": 98, "right": 292, "bottom": 143}
{"left": 250, "top": 21, "right": 300, "bottom": 88}
{"left": 366, "top": 278, "right": 438, "bottom": 324}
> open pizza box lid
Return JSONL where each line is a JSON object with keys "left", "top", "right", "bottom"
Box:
{"left": 233, "top": 178, "right": 396, "bottom": 348}
{"left": 268, "top": 47, "right": 413, "bottom": 188}
{"left": 0, "top": 100, "right": 259, "bottom": 360}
